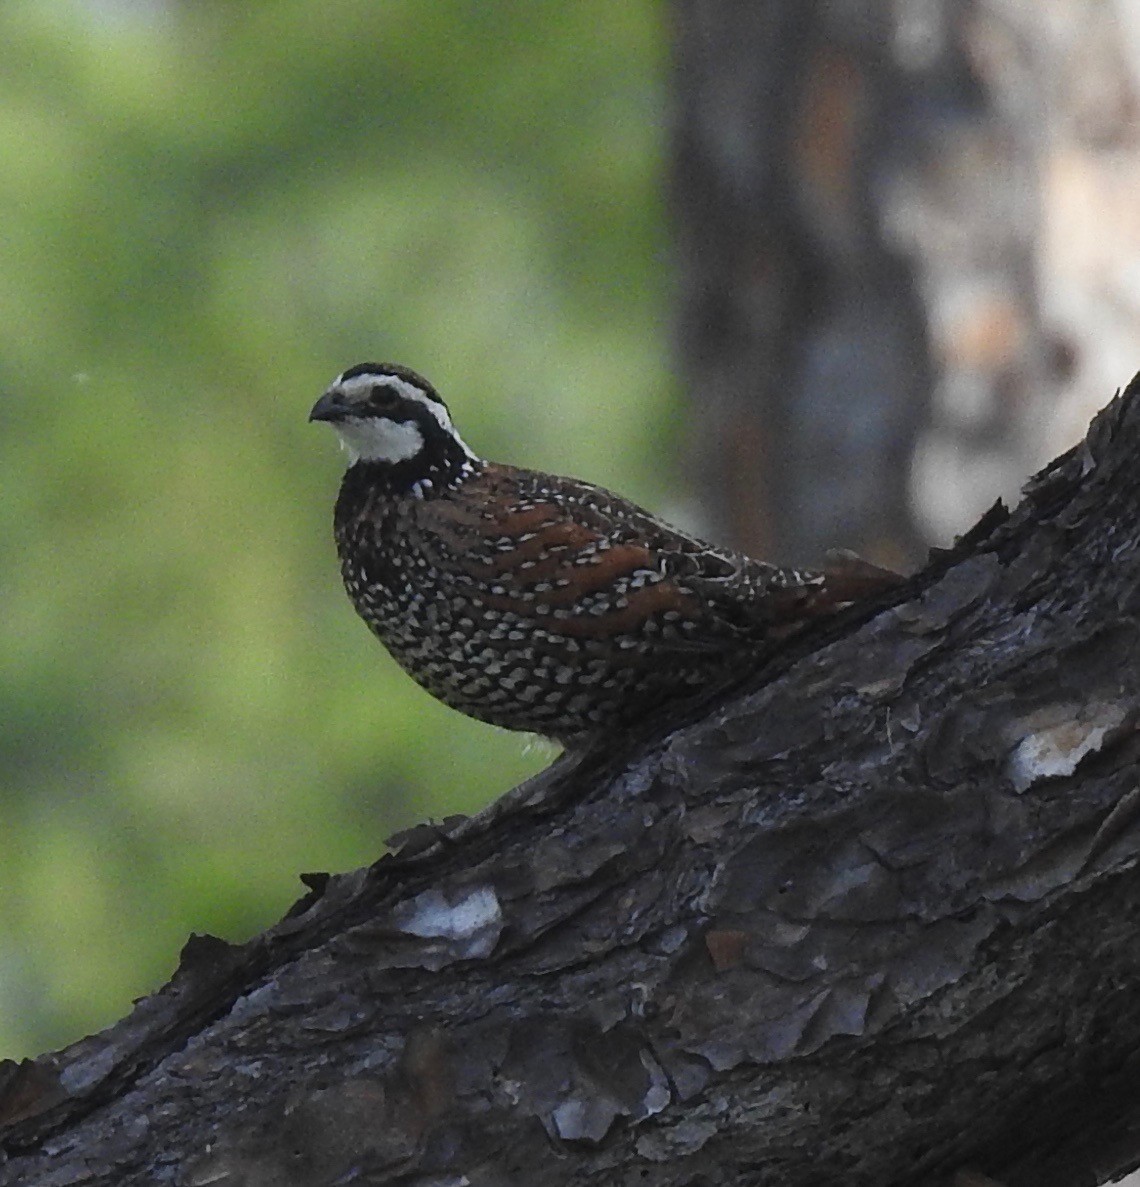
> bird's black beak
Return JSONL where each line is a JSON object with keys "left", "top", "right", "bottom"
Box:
{"left": 308, "top": 391, "right": 347, "bottom": 423}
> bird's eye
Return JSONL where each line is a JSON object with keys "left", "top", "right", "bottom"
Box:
{"left": 369, "top": 383, "right": 400, "bottom": 409}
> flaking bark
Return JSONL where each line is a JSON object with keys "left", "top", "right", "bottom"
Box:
{"left": 6, "top": 378, "right": 1140, "bottom": 1185}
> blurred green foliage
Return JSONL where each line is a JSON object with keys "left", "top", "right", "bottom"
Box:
{"left": 0, "top": 1, "right": 672, "bottom": 1056}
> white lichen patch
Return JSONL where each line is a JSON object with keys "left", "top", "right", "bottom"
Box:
{"left": 395, "top": 884, "right": 502, "bottom": 958}
{"left": 1006, "top": 701, "right": 1127, "bottom": 792}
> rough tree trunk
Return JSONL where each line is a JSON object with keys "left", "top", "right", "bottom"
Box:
{"left": 5, "top": 378, "right": 1140, "bottom": 1184}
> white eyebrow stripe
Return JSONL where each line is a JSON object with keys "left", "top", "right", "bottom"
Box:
{"left": 333, "top": 372, "right": 477, "bottom": 460}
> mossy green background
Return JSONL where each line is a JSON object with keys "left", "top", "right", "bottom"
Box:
{"left": 0, "top": 2, "right": 673, "bottom": 1057}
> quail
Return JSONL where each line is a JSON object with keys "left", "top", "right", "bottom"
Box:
{"left": 310, "top": 363, "right": 901, "bottom": 747}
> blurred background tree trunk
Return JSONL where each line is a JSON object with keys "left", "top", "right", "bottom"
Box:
{"left": 670, "top": 0, "right": 1140, "bottom": 569}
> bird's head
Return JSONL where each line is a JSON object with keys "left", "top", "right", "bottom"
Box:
{"left": 309, "top": 363, "right": 478, "bottom": 493}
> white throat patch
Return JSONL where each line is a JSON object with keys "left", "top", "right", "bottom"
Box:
{"left": 333, "top": 371, "right": 477, "bottom": 462}
{"left": 333, "top": 416, "right": 425, "bottom": 465}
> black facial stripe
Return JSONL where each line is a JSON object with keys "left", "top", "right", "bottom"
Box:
{"left": 352, "top": 391, "right": 443, "bottom": 434}
{"left": 368, "top": 382, "right": 402, "bottom": 410}
{"left": 393, "top": 400, "right": 435, "bottom": 435}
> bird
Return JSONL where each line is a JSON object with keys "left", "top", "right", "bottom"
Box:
{"left": 310, "top": 363, "right": 902, "bottom": 748}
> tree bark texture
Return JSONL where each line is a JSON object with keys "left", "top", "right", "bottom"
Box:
{"left": 6, "top": 378, "right": 1140, "bottom": 1184}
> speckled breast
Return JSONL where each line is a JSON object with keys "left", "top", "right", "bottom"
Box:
{"left": 334, "top": 505, "right": 718, "bottom": 744}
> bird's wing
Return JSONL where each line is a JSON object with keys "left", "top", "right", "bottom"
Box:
{"left": 412, "top": 466, "right": 900, "bottom": 648}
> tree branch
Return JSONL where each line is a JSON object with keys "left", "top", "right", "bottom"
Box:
{"left": 5, "top": 378, "right": 1140, "bottom": 1186}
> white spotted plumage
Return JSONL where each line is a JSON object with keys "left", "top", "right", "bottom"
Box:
{"left": 312, "top": 363, "right": 902, "bottom": 746}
